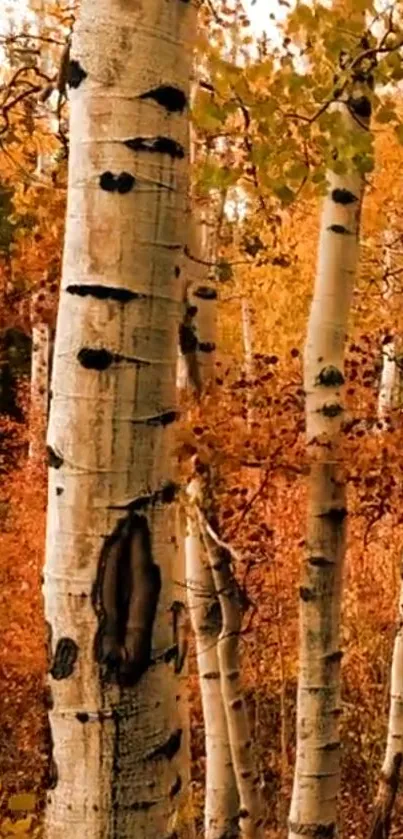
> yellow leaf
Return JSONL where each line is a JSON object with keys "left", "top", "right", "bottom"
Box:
{"left": 1, "top": 816, "right": 33, "bottom": 835}
{"left": 7, "top": 794, "right": 36, "bottom": 813}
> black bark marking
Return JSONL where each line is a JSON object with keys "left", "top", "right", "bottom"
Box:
{"left": 316, "top": 366, "right": 344, "bottom": 387}
{"left": 320, "top": 403, "right": 343, "bottom": 418}
{"left": 45, "top": 621, "right": 53, "bottom": 672}
{"left": 308, "top": 556, "right": 333, "bottom": 568}
{"left": 331, "top": 188, "right": 357, "bottom": 205}
{"left": 169, "top": 775, "right": 182, "bottom": 799}
{"left": 179, "top": 323, "right": 198, "bottom": 354}
{"left": 47, "top": 446, "right": 63, "bottom": 469}
{"left": 44, "top": 717, "right": 58, "bottom": 790}
{"left": 239, "top": 808, "right": 250, "bottom": 819}
{"left": 93, "top": 513, "right": 161, "bottom": 687}
{"left": 123, "top": 137, "right": 185, "bottom": 159}
{"left": 348, "top": 95, "right": 371, "bottom": 119}
{"left": 170, "top": 601, "right": 188, "bottom": 673}
{"left": 321, "top": 741, "right": 340, "bottom": 751}
{"left": 99, "top": 172, "right": 136, "bottom": 193}
{"left": 147, "top": 728, "right": 182, "bottom": 760}
{"left": 117, "top": 172, "right": 136, "bottom": 194}
{"left": 163, "top": 646, "right": 177, "bottom": 664}
{"left": 300, "top": 587, "right": 316, "bottom": 602}
{"left": 77, "top": 348, "right": 114, "bottom": 371}
{"left": 327, "top": 224, "right": 351, "bottom": 235}
{"left": 198, "top": 341, "right": 216, "bottom": 353}
{"left": 175, "top": 266, "right": 181, "bottom": 278}
{"left": 321, "top": 507, "right": 347, "bottom": 523}
{"left": 325, "top": 651, "right": 343, "bottom": 664}
{"left": 231, "top": 699, "right": 243, "bottom": 710}
{"left": 110, "top": 482, "right": 178, "bottom": 513}
{"left": 50, "top": 638, "right": 79, "bottom": 680}
{"left": 193, "top": 285, "right": 217, "bottom": 300}
{"left": 76, "top": 712, "right": 89, "bottom": 723}
{"left": 56, "top": 486, "right": 64, "bottom": 496}
{"left": 66, "top": 284, "right": 143, "bottom": 303}
{"left": 99, "top": 171, "right": 116, "bottom": 192}
{"left": 145, "top": 410, "right": 178, "bottom": 427}
{"left": 203, "top": 671, "right": 220, "bottom": 679}
{"left": 67, "top": 59, "right": 87, "bottom": 89}
{"left": 287, "top": 822, "right": 335, "bottom": 838}
{"left": 139, "top": 86, "right": 187, "bottom": 113}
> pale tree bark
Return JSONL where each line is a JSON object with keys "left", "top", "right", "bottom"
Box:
{"left": 180, "top": 149, "right": 238, "bottom": 837}
{"left": 185, "top": 490, "right": 239, "bottom": 839}
{"left": 44, "top": 2, "right": 195, "bottom": 839}
{"left": 378, "top": 228, "right": 399, "bottom": 425}
{"left": 191, "top": 485, "right": 263, "bottom": 839}
{"left": 370, "top": 227, "right": 403, "bottom": 839}
{"left": 29, "top": 311, "right": 50, "bottom": 464}
{"left": 369, "top": 567, "right": 403, "bottom": 839}
{"left": 288, "top": 35, "right": 372, "bottom": 839}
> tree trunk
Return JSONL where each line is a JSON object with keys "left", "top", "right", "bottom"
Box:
{"left": 29, "top": 320, "right": 50, "bottom": 464}
{"left": 378, "top": 229, "right": 398, "bottom": 424}
{"left": 44, "top": 2, "right": 195, "bottom": 838}
{"left": 288, "top": 44, "right": 372, "bottom": 839}
{"left": 195, "top": 497, "right": 263, "bottom": 839}
{"left": 186, "top": 489, "right": 239, "bottom": 839}
{"left": 369, "top": 566, "right": 403, "bottom": 839}
{"left": 181, "top": 145, "right": 238, "bottom": 835}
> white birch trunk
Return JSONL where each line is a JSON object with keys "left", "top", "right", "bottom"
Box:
{"left": 44, "top": 2, "right": 195, "bottom": 838}
{"left": 288, "top": 61, "right": 371, "bottom": 839}
{"left": 185, "top": 496, "right": 239, "bottom": 839}
{"left": 29, "top": 319, "right": 50, "bottom": 463}
{"left": 369, "top": 568, "right": 403, "bottom": 839}
{"left": 180, "top": 144, "right": 238, "bottom": 834}
{"left": 378, "top": 229, "right": 397, "bottom": 424}
{"left": 195, "top": 504, "right": 263, "bottom": 839}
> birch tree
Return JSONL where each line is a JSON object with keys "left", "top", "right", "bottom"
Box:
{"left": 288, "top": 27, "right": 373, "bottom": 839}
{"left": 369, "top": 573, "right": 403, "bottom": 839}
{"left": 181, "top": 166, "right": 239, "bottom": 837}
{"left": 43, "top": 2, "right": 195, "bottom": 838}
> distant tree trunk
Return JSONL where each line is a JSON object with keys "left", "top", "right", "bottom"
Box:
{"left": 378, "top": 228, "right": 399, "bottom": 424}
{"left": 186, "top": 487, "right": 239, "bottom": 839}
{"left": 44, "top": 2, "right": 195, "bottom": 838}
{"left": 288, "top": 36, "right": 372, "bottom": 839}
{"left": 193, "top": 485, "right": 263, "bottom": 839}
{"left": 369, "top": 569, "right": 403, "bottom": 839}
{"left": 180, "top": 151, "right": 238, "bottom": 836}
{"left": 28, "top": 319, "right": 50, "bottom": 464}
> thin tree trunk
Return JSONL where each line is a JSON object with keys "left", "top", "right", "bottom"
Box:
{"left": 29, "top": 319, "right": 49, "bottom": 463}
{"left": 44, "top": 2, "right": 195, "bottom": 838}
{"left": 181, "top": 143, "right": 238, "bottom": 835}
{"left": 378, "top": 229, "right": 398, "bottom": 425}
{"left": 186, "top": 490, "right": 239, "bottom": 839}
{"left": 369, "top": 568, "right": 403, "bottom": 839}
{"left": 195, "top": 498, "right": 263, "bottom": 839}
{"left": 288, "top": 38, "right": 372, "bottom": 839}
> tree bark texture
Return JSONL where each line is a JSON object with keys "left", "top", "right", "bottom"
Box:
{"left": 44, "top": 2, "right": 195, "bottom": 838}
{"left": 288, "top": 43, "right": 372, "bottom": 839}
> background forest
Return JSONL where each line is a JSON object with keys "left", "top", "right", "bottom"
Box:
{"left": 2, "top": 0, "right": 403, "bottom": 838}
